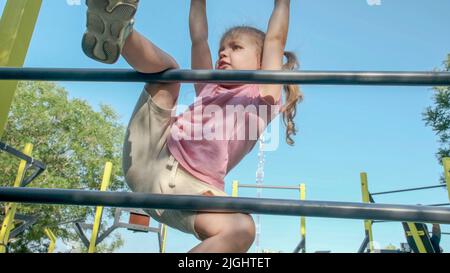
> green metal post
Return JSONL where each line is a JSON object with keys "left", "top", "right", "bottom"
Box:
{"left": 360, "top": 172, "right": 374, "bottom": 252}
{"left": 0, "top": 0, "right": 42, "bottom": 138}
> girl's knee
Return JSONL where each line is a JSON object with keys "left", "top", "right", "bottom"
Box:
{"left": 238, "top": 214, "right": 256, "bottom": 235}
{"left": 194, "top": 213, "right": 255, "bottom": 244}
{"left": 230, "top": 214, "right": 255, "bottom": 251}
{"left": 226, "top": 214, "right": 256, "bottom": 243}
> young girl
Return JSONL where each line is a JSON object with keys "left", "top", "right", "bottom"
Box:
{"left": 82, "top": 0, "right": 302, "bottom": 253}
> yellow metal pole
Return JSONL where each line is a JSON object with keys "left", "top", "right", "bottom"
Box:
{"left": 360, "top": 172, "right": 374, "bottom": 252}
{"left": 88, "top": 162, "right": 112, "bottom": 253}
{"left": 406, "top": 223, "right": 427, "bottom": 253}
{"left": 0, "top": 143, "right": 33, "bottom": 253}
{"left": 160, "top": 224, "right": 167, "bottom": 253}
{"left": 44, "top": 228, "right": 56, "bottom": 253}
{"left": 300, "top": 183, "right": 306, "bottom": 253}
{"left": 442, "top": 157, "right": 450, "bottom": 202}
{"left": 0, "top": 0, "right": 42, "bottom": 138}
{"left": 232, "top": 180, "right": 239, "bottom": 197}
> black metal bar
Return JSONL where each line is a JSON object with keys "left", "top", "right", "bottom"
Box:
{"left": 9, "top": 214, "right": 38, "bottom": 239}
{"left": 0, "top": 142, "right": 46, "bottom": 170}
{"left": 74, "top": 222, "right": 90, "bottom": 248}
{"left": 2, "top": 187, "right": 450, "bottom": 224}
{"left": 371, "top": 184, "right": 447, "bottom": 196}
{"left": 0, "top": 142, "right": 32, "bottom": 163}
{"left": 357, "top": 234, "right": 370, "bottom": 253}
{"left": 1, "top": 67, "right": 450, "bottom": 86}
{"left": 94, "top": 208, "right": 121, "bottom": 245}
{"left": 20, "top": 168, "right": 45, "bottom": 187}
{"left": 0, "top": 141, "right": 46, "bottom": 186}
{"left": 428, "top": 203, "right": 450, "bottom": 207}
{"left": 293, "top": 238, "right": 306, "bottom": 253}
{"left": 96, "top": 225, "right": 118, "bottom": 245}
{"left": 367, "top": 204, "right": 450, "bottom": 223}
{"left": 58, "top": 218, "right": 84, "bottom": 226}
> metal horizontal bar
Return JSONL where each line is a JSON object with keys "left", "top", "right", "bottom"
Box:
{"left": 371, "top": 184, "right": 447, "bottom": 196}
{"left": 1, "top": 187, "right": 450, "bottom": 224}
{"left": 1, "top": 67, "right": 450, "bottom": 86}
{"left": 238, "top": 184, "right": 300, "bottom": 190}
{"left": 428, "top": 203, "right": 450, "bottom": 207}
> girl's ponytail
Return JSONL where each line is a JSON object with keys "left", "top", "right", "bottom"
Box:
{"left": 281, "top": 51, "right": 303, "bottom": 146}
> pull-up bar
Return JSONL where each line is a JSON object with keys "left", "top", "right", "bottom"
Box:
{"left": 238, "top": 184, "right": 300, "bottom": 190}
{"left": 1, "top": 187, "right": 450, "bottom": 224}
{"left": 1, "top": 67, "right": 450, "bottom": 86}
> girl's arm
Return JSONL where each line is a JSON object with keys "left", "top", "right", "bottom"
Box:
{"left": 260, "top": 0, "right": 291, "bottom": 102}
{"left": 190, "top": 0, "right": 213, "bottom": 96}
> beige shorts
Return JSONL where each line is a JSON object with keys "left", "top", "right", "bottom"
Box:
{"left": 122, "top": 88, "right": 227, "bottom": 240}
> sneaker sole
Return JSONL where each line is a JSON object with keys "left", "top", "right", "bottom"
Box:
{"left": 82, "top": 0, "right": 139, "bottom": 64}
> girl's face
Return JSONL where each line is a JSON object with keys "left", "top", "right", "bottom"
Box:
{"left": 216, "top": 34, "right": 261, "bottom": 71}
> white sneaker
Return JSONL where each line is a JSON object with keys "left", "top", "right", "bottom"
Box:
{"left": 82, "top": 0, "right": 139, "bottom": 64}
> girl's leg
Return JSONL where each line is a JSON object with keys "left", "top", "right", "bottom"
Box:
{"left": 83, "top": 0, "right": 139, "bottom": 64}
{"left": 122, "top": 31, "right": 180, "bottom": 110}
{"left": 189, "top": 213, "right": 256, "bottom": 253}
{"left": 83, "top": 0, "right": 179, "bottom": 109}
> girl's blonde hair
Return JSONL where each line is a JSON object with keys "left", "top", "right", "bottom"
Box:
{"left": 220, "top": 26, "right": 304, "bottom": 146}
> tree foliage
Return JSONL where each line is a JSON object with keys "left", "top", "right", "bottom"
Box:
{"left": 423, "top": 54, "right": 450, "bottom": 182}
{"left": 0, "top": 81, "right": 126, "bottom": 252}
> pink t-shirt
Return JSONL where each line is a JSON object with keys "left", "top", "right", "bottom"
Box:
{"left": 167, "top": 83, "right": 281, "bottom": 191}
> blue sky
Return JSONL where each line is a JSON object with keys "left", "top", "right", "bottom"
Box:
{"left": 2, "top": 0, "right": 450, "bottom": 253}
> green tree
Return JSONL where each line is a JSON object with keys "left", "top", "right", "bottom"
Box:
{"left": 423, "top": 54, "right": 450, "bottom": 183}
{"left": 0, "top": 81, "right": 126, "bottom": 252}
